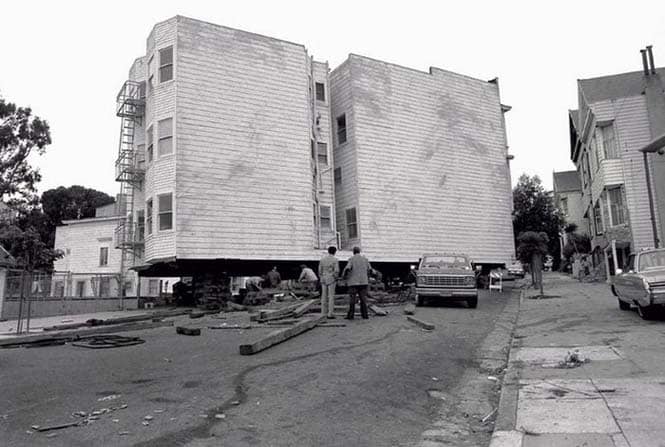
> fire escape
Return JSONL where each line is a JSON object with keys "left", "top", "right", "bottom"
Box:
{"left": 114, "top": 80, "right": 146, "bottom": 294}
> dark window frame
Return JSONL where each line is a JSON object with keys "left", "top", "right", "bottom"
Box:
{"left": 146, "top": 199, "right": 153, "bottom": 235}
{"left": 315, "top": 82, "right": 326, "bottom": 102}
{"left": 320, "top": 205, "right": 332, "bottom": 230}
{"left": 337, "top": 114, "right": 347, "bottom": 145}
{"left": 99, "top": 247, "right": 109, "bottom": 266}
{"left": 346, "top": 207, "right": 358, "bottom": 239}
{"left": 157, "top": 117, "right": 173, "bottom": 157}
{"left": 158, "top": 193, "right": 173, "bottom": 231}
{"left": 317, "top": 142, "right": 328, "bottom": 165}
{"left": 334, "top": 167, "right": 342, "bottom": 185}
{"left": 159, "top": 46, "right": 174, "bottom": 83}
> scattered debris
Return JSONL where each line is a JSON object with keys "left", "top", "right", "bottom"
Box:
{"left": 406, "top": 315, "right": 435, "bottom": 330}
{"left": 176, "top": 327, "right": 201, "bottom": 336}
{"left": 317, "top": 322, "right": 347, "bottom": 327}
{"left": 153, "top": 409, "right": 165, "bottom": 413}
{"left": 31, "top": 421, "right": 81, "bottom": 432}
{"left": 208, "top": 324, "right": 251, "bottom": 330}
{"left": 481, "top": 408, "right": 497, "bottom": 423}
{"left": 143, "top": 415, "right": 153, "bottom": 421}
{"left": 215, "top": 414, "right": 226, "bottom": 419}
{"left": 487, "top": 376, "right": 498, "bottom": 382}
{"left": 231, "top": 401, "right": 240, "bottom": 405}
{"left": 432, "top": 377, "right": 439, "bottom": 382}
{"left": 72, "top": 335, "right": 145, "bottom": 349}
{"left": 189, "top": 312, "right": 206, "bottom": 319}
{"left": 227, "top": 302, "right": 247, "bottom": 312}
{"left": 556, "top": 350, "right": 590, "bottom": 369}
{"left": 142, "top": 421, "right": 150, "bottom": 426}
{"left": 404, "top": 304, "right": 416, "bottom": 315}
{"left": 598, "top": 388, "right": 616, "bottom": 393}
{"left": 119, "top": 431, "right": 130, "bottom": 436}
{"left": 98, "top": 394, "right": 121, "bottom": 402}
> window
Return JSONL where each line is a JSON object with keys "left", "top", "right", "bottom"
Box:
{"left": 311, "top": 139, "right": 315, "bottom": 159}
{"left": 560, "top": 197, "right": 568, "bottom": 216}
{"left": 594, "top": 201, "right": 603, "bottom": 235}
{"left": 146, "top": 199, "right": 153, "bottom": 235}
{"left": 317, "top": 142, "right": 328, "bottom": 165}
{"left": 601, "top": 124, "right": 618, "bottom": 159}
{"left": 159, "top": 46, "right": 173, "bottom": 83}
{"left": 337, "top": 114, "right": 347, "bottom": 145}
{"left": 158, "top": 118, "right": 173, "bottom": 156}
{"left": 147, "top": 54, "right": 155, "bottom": 93}
{"left": 76, "top": 281, "right": 85, "bottom": 297}
{"left": 608, "top": 187, "right": 626, "bottom": 226}
{"left": 582, "top": 151, "right": 591, "bottom": 187}
{"left": 334, "top": 167, "right": 342, "bottom": 185}
{"left": 99, "top": 277, "right": 110, "bottom": 298}
{"left": 346, "top": 207, "right": 358, "bottom": 239}
{"left": 315, "top": 82, "right": 325, "bottom": 101}
{"left": 54, "top": 281, "right": 65, "bottom": 298}
{"left": 320, "top": 205, "right": 332, "bottom": 230}
{"left": 137, "top": 210, "right": 145, "bottom": 241}
{"left": 158, "top": 193, "right": 173, "bottom": 231}
{"left": 146, "top": 126, "right": 154, "bottom": 163}
{"left": 148, "top": 279, "right": 159, "bottom": 296}
{"left": 137, "top": 144, "right": 146, "bottom": 169}
{"left": 99, "top": 247, "right": 109, "bottom": 266}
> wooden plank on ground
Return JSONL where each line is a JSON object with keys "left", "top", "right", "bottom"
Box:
{"left": 369, "top": 305, "right": 388, "bottom": 316}
{"left": 208, "top": 324, "right": 251, "bottom": 330}
{"left": 292, "top": 299, "right": 316, "bottom": 317}
{"left": 257, "top": 302, "right": 303, "bottom": 321}
{"left": 227, "top": 302, "right": 247, "bottom": 311}
{"left": 406, "top": 316, "right": 435, "bottom": 330}
{"left": 239, "top": 315, "right": 326, "bottom": 355}
{"left": 404, "top": 304, "right": 416, "bottom": 315}
{"left": 176, "top": 326, "right": 201, "bottom": 336}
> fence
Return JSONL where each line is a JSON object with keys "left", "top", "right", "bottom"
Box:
{"left": 1, "top": 270, "right": 138, "bottom": 325}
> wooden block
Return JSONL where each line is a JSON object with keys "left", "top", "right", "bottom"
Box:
{"left": 176, "top": 326, "right": 201, "bottom": 336}
{"left": 265, "top": 319, "right": 300, "bottom": 325}
{"left": 369, "top": 305, "right": 388, "bottom": 316}
{"left": 208, "top": 325, "right": 251, "bottom": 330}
{"left": 317, "top": 322, "right": 347, "bottom": 327}
{"left": 227, "top": 302, "right": 247, "bottom": 311}
{"left": 404, "top": 304, "right": 416, "bottom": 315}
{"left": 189, "top": 312, "right": 205, "bottom": 319}
{"left": 239, "top": 315, "right": 326, "bottom": 355}
{"left": 406, "top": 316, "right": 435, "bottom": 330}
{"left": 292, "top": 299, "right": 316, "bottom": 317}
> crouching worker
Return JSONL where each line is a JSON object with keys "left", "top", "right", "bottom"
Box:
{"left": 299, "top": 264, "right": 318, "bottom": 292}
{"left": 318, "top": 246, "right": 340, "bottom": 319}
{"left": 342, "top": 246, "right": 372, "bottom": 320}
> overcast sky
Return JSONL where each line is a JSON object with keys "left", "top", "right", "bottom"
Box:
{"left": 2, "top": 0, "right": 664, "bottom": 198}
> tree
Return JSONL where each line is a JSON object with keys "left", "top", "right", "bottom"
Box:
{"left": 0, "top": 222, "right": 62, "bottom": 271}
{"left": 0, "top": 98, "right": 51, "bottom": 202}
{"left": 41, "top": 185, "right": 115, "bottom": 235}
{"left": 516, "top": 231, "right": 549, "bottom": 296}
{"left": 512, "top": 174, "right": 565, "bottom": 270}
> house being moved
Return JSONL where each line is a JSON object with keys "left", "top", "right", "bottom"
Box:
{"left": 114, "top": 16, "right": 515, "bottom": 287}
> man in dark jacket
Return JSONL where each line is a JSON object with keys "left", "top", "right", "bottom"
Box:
{"left": 342, "top": 246, "right": 372, "bottom": 320}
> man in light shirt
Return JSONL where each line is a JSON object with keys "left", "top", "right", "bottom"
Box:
{"left": 318, "top": 246, "right": 340, "bottom": 318}
{"left": 299, "top": 264, "right": 318, "bottom": 291}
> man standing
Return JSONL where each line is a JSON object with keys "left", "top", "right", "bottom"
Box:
{"left": 318, "top": 246, "right": 339, "bottom": 319}
{"left": 299, "top": 264, "right": 318, "bottom": 291}
{"left": 342, "top": 246, "right": 372, "bottom": 320}
{"left": 266, "top": 266, "right": 281, "bottom": 288}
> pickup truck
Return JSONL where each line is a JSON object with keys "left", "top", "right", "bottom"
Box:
{"left": 414, "top": 253, "right": 478, "bottom": 308}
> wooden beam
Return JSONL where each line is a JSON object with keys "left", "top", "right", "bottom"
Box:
{"left": 292, "top": 299, "right": 316, "bottom": 317}
{"left": 239, "top": 315, "right": 326, "bottom": 355}
{"left": 406, "top": 316, "right": 435, "bottom": 330}
{"left": 369, "top": 305, "right": 388, "bottom": 316}
{"left": 257, "top": 302, "right": 303, "bottom": 321}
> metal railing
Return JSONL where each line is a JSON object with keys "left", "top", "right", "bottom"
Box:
{"left": 114, "top": 220, "right": 145, "bottom": 249}
{"left": 116, "top": 80, "right": 146, "bottom": 118}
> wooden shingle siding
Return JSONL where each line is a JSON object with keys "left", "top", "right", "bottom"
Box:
{"left": 54, "top": 219, "right": 122, "bottom": 274}
{"left": 330, "top": 60, "right": 360, "bottom": 249}
{"left": 340, "top": 55, "right": 514, "bottom": 263}
{"left": 173, "top": 17, "right": 315, "bottom": 259}
{"left": 143, "top": 18, "right": 177, "bottom": 262}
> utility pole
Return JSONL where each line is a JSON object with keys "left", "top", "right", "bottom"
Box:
{"left": 639, "top": 134, "right": 665, "bottom": 248}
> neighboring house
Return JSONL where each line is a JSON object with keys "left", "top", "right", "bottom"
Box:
{"left": 553, "top": 170, "right": 588, "bottom": 255}
{"left": 569, "top": 46, "right": 665, "bottom": 279}
{"left": 114, "top": 16, "right": 515, "bottom": 286}
{"left": 0, "top": 244, "right": 17, "bottom": 314}
{"left": 53, "top": 203, "right": 171, "bottom": 299}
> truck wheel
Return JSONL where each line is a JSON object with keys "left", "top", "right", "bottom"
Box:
{"left": 618, "top": 299, "right": 630, "bottom": 311}
{"left": 415, "top": 294, "right": 424, "bottom": 307}
{"left": 467, "top": 296, "right": 478, "bottom": 309}
{"left": 637, "top": 304, "right": 656, "bottom": 320}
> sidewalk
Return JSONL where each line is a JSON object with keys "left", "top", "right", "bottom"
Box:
{"left": 0, "top": 309, "right": 165, "bottom": 339}
{"left": 491, "top": 272, "right": 665, "bottom": 447}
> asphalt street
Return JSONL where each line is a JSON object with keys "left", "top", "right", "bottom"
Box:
{"left": 1, "top": 288, "right": 516, "bottom": 447}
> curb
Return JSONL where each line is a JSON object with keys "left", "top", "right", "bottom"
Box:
{"left": 489, "top": 287, "right": 525, "bottom": 447}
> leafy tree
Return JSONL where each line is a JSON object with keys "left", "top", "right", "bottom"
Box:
{"left": 0, "top": 221, "right": 62, "bottom": 271}
{"left": 41, "top": 185, "right": 115, "bottom": 229}
{"left": 0, "top": 98, "right": 51, "bottom": 202}
{"left": 516, "top": 231, "right": 549, "bottom": 296}
{"left": 512, "top": 174, "right": 565, "bottom": 269}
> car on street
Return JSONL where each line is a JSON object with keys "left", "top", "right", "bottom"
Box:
{"left": 414, "top": 253, "right": 478, "bottom": 308}
{"left": 507, "top": 261, "right": 525, "bottom": 278}
{"left": 612, "top": 248, "right": 665, "bottom": 319}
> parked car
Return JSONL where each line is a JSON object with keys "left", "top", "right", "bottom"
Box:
{"left": 414, "top": 253, "right": 478, "bottom": 308}
{"left": 508, "top": 261, "right": 525, "bottom": 278}
{"left": 612, "top": 248, "right": 665, "bottom": 319}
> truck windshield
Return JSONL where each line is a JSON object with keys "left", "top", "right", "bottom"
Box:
{"left": 421, "top": 256, "right": 469, "bottom": 268}
{"left": 638, "top": 250, "right": 665, "bottom": 271}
